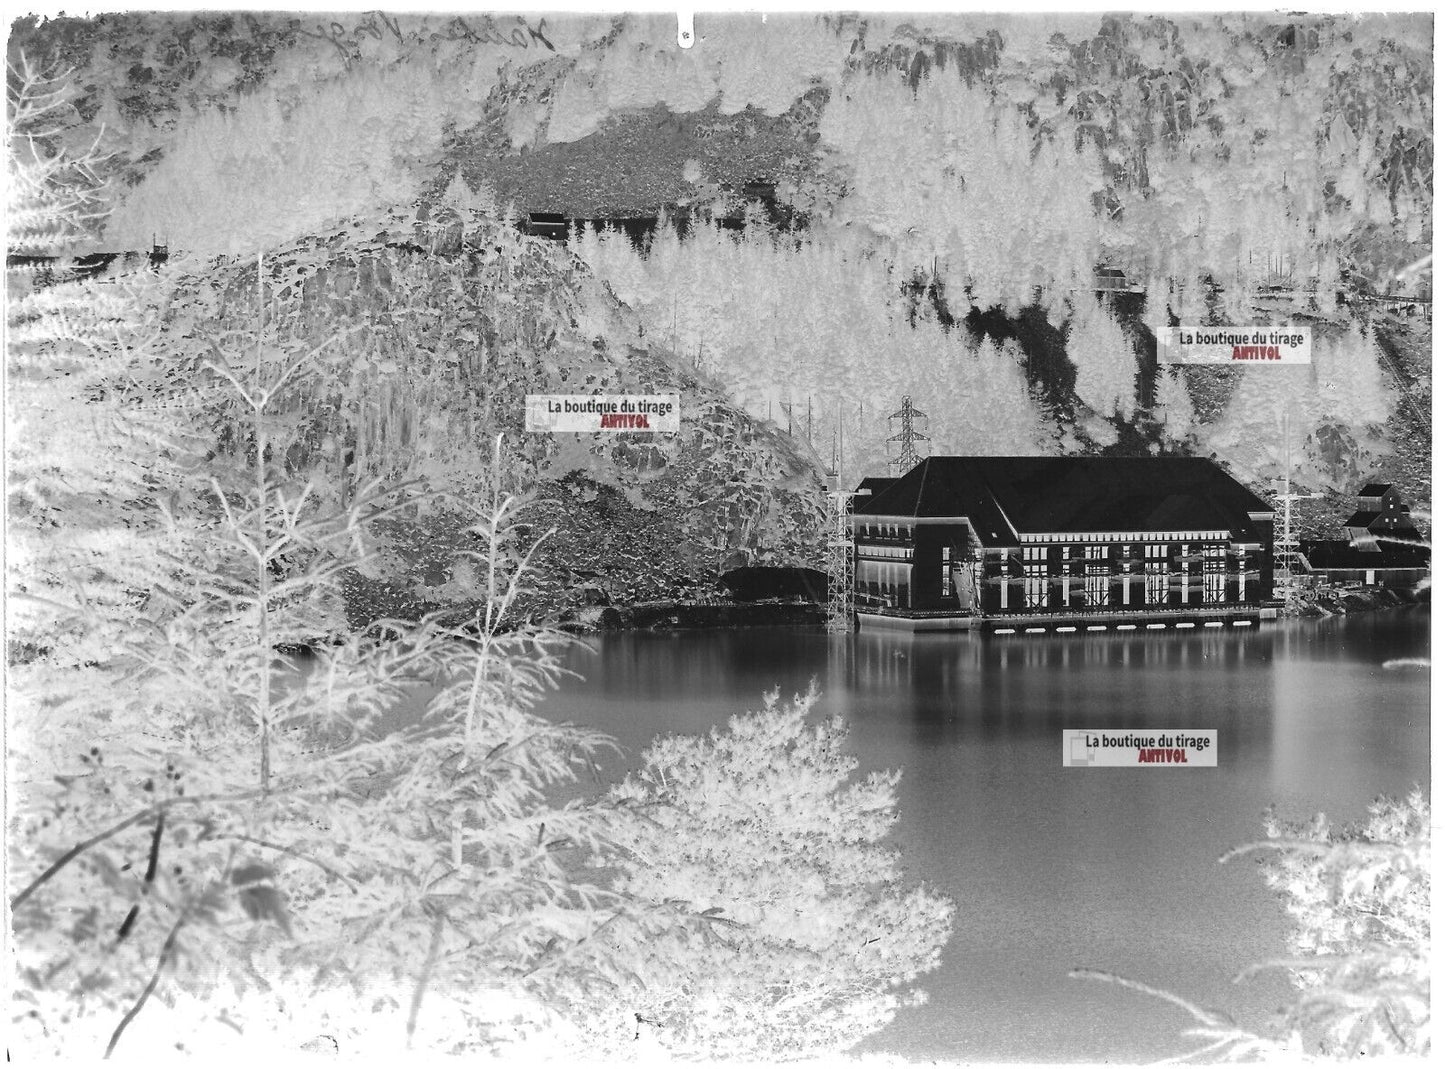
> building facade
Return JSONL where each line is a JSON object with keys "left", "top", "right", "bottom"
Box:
{"left": 851, "top": 457, "right": 1275, "bottom": 630}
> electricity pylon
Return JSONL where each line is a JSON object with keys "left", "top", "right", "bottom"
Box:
{"left": 887, "top": 395, "right": 930, "bottom": 473}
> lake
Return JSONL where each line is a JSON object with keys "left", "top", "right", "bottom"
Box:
{"left": 536, "top": 609, "right": 1431, "bottom": 1063}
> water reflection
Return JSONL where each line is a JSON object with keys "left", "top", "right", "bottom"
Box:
{"left": 539, "top": 610, "right": 1429, "bottom": 1063}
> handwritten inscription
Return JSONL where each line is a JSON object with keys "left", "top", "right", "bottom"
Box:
{"left": 297, "top": 11, "right": 556, "bottom": 62}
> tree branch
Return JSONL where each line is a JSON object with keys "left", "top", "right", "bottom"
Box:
{"left": 406, "top": 909, "right": 447, "bottom": 1048}
{"left": 12, "top": 790, "right": 270, "bottom": 911}
{"left": 103, "top": 910, "right": 187, "bottom": 1059}
{"left": 209, "top": 833, "right": 358, "bottom": 891}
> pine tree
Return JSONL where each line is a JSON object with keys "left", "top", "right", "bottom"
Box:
{"left": 1247, "top": 791, "right": 1430, "bottom": 1056}
{"left": 5, "top": 75, "right": 666, "bottom": 1048}
{"left": 1152, "top": 365, "right": 1197, "bottom": 445}
{"left": 1066, "top": 299, "right": 1138, "bottom": 420}
{"left": 5, "top": 54, "right": 194, "bottom": 669}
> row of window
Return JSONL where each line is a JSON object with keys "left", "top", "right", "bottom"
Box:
{"left": 1019, "top": 562, "right": 1237, "bottom": 608}
{"left": 861, "top": 580, "right": 909, "bottom": 608}
{"left": 1025, "top": 543, "right": 1222, "bottom": 561}
{"left": 1020, "top": 530, "right": 1225, "bottom": 544}
{"left": 862, "top": 571, "right": 1236, "bottom": 609}
{"left": 859, "top": 545, "right": 912, "bottom": 560}
{"left": 860, "top": 524, "right": 908, "bottom": 540}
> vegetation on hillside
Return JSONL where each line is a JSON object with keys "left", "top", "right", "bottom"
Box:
{"left": 7, "top": 11, "right": 1431, "bottom": 512}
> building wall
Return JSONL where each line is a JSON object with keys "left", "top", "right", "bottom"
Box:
{"left": 1308, "top": 567, "right": 1428, "bottom": 590}
{"left": 855, "top": 527, "right": 1270, "bottom": 614}
{"left": 911, "top": 525, "right": 947, "bottom": 608}
{"left": 1252, "top": 515, "right": 1275, "bottom": 596}
{"left": 855, "top": 521, "right": 915, "bottom": 608}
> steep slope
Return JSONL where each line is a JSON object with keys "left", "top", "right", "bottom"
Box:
{"left": 157, "top": 203, "right": 826, "bottom": 626}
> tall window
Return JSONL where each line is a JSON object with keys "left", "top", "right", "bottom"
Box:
{"left": 1083, "top": 565, "right": 1109, "bottom": 606}
{"left": 1203, "top": 545, "right": 1226, "bottom": 603}
{"left": 1024, "top": 564, "right": 1049, "bottom": 608}
{"left": 1145, "top": 562, "right": 1168, "bottom": 604}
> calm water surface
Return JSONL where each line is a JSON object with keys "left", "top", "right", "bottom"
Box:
{"left": 537, "top": 610, "right": 1430, "bottom": 1063}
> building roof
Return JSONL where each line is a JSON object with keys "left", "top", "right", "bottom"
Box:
{"left": 1357, "top": 483, "right": 1393, "bottom": 497}
{"left": 1299, "top": 539, "right": 1430, "bottom": 570}
{"left": 854, "top": 456, "right": 1272, "bottom": 546}
{"left": 1342, "top": 511, "right": 1422, "bottom": 538}
{"left": 1343, "top": 510, "right": 1383, "bottom": 529}
{"left": 854, "top": 476, "right": 898, "bottom": 498}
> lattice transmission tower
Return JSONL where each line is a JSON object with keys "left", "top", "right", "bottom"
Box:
{"left": 887, "top": 395, "right": 930, "bottom": 473}
{"left": 1273, "top": 410, "right": 1321, "bottom": 600}
{"left": 824, "top": 407, "right": 856, "bottom": 632}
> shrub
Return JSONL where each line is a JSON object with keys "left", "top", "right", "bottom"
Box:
{"left": 585, "top": 684, "right": 956, "bottom": 1059}
{"left": 1073, "top": 791, "right": 1430, "bottom": 1060}
{"left": 1246, "top": 790, "right": 1430, "bottom": 1057}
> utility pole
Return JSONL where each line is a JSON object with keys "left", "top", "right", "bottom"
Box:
{"left": 1274, "top": 410, "right": 1320, "bottom": 598}
{"left": 825, "top": 403, "right": 856, "bottom": 633}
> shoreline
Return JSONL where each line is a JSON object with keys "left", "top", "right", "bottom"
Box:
{"left": 1288, "top": 584, "right": 1430, "bottom": 619}
{"left": 555, "top": 600, "right": 826, "bottom": 633}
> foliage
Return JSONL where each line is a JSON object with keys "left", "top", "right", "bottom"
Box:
{"left": 9, "top": 60, "right": 944, "bottom": 1058}
{"left": 104, "top": 58, "right": 447, "bottom": 255}
{"left": 569, "top": 218, "right": 1058, "bottom": 479}
{"left": 1065, "top": 297, "right": 1138, "bottom": 420}
{"left": 149, "top": 204, "right": 825, "bottom": 619}
{"left": 14, "top": 11, "right": 1430, "bottom": 301}
{"left": 581, "top": 685, "right": 955, "bottom": 1059}
{"left": 11, "top": 11, "right": 1429, "bottom": 499}
{"left": 1073, "top": 791, "right": 1430, "bottom": 1061}
{"left": 1201, "top": 316, "right": 1396, "bottom": 491}
{"left": 1152, "top": 365, "right": 1197, "bottom": 446}
{"left": 817, "top": 61, "right": 1105, "bottom": 321}
{"left": 1245, "top": 790, "right": 1431, "bottom": 1057}
{"left": 5, "top": 123, "right": 657, "bottom": 1053}
{"left": 5, "top": 53, "right": 193, "bottom": 668}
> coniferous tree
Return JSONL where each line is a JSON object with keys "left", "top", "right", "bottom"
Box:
{"left": 1066, "top": 299, "right": 1138, "bottom": 420}
{"left": 5, "top": 65, "right": 659, "bottom": 1049}
{"left": 1152, "top": 366, "right": 1197, "bottom": 446}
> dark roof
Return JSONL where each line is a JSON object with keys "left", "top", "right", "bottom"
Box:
{"left": 1343, "top": 510, "right": 1382, "bottom": 528}
{"left": 855, "top": 456, "right": 1272, "bottom": 546}
{"left": 854, "top": 477, "right": 897, "bottom": 498}
{"left": 1357, "top": 483, "right": 1393, "bottom": 496}
{"left": 1299, "top": 539, "right": 1430, "bottom": 570}
{"left": 1342, "top": 511, "right": 1421, "bottom": 536}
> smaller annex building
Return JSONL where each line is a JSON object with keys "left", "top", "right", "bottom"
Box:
{"left": 1296, "top": 484, "right": 1430, "bottom": 591}
{"left": 851, "top": 456, "right": 1275, "bottom": 634}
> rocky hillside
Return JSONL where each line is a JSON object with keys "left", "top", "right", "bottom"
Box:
{"left": 155, "top": 203, "right": 825, "bottom": 626}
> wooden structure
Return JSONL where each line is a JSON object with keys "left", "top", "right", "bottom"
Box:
{"left": 851, "top": 456, "right": 1276, "bottom": 634}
